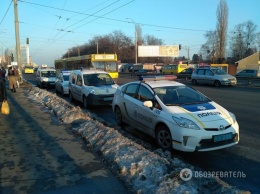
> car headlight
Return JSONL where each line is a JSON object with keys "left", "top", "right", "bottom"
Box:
{"left": 42, "top": 78, "right": 48, "bottom": 81}
{"left": 172, "top": 116, "right": 200, "bottom": 130}
{"left": 223, "top": 78, "right": 228, "bottom": 81}
{"left": 90, "top": 88, "right": 97, "bottom": 94}
{"left": 229, "top": 112, "right": 236, "bottom": 124}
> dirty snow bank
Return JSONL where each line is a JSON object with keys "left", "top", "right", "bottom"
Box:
{"left": 26, "top": 87, "right": 249, "bottom": 194}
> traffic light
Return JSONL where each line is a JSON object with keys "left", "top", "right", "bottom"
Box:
{"left": 179, "top": 44, "right": 182, "bottom": 50}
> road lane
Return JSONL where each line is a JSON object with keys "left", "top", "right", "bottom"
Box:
{"left": 23, "top": 73, "right": 260, "bottom": 193}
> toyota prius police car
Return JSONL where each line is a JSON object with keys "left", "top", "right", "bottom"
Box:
{"left": 55, "top": 70, "right": 71, "bottom": 96}
{"left": 112, "top": 75, "right": 239, "bottom": 152}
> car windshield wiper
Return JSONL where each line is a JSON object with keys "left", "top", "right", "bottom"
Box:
{"left": 164, "top": 103, "right": 180, "bottom": 106}
{"left": 180, "top": 101, "right": 206, "bottom": 105}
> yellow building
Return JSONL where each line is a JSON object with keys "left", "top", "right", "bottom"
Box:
{"left": 235, "top": 52, "right": 260, "bottom": 72}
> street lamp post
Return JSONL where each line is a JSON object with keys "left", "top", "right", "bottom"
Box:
{"left": 126, "top": 18, "right": 138, "bottom": 65}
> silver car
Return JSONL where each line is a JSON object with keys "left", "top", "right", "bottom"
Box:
{"left": 191, "top": 67, "right": 237, "bottom": 87}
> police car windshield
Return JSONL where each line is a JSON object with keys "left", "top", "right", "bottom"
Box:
{"left": 83, "top": 73, "right": 115, "bottom": 86}
{"left": 63, "top": 75, "right": 69, "bottom": 81}
{"left": 154, "top": 86, "right": 211, "bottom": 106}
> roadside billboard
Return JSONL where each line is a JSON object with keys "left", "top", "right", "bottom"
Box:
{"left": 138, "top": 45, "right": 179, "bottom": 57}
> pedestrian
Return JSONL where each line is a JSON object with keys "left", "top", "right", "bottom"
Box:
{"left": 1, "top": 66, "right": 7, "bottom": 82}
{"left": 0, "top": 75, "right": 7, "bottom": 107}
{"left": 8, "top": 66, "right": 18, "bottom": 93}
{"left": 154, "top": 66, "right": 157, "bottom": 74}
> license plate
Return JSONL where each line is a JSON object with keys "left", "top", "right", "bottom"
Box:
{"left": 104, "top": 97, "right": 113, "bottom": 101}
{"left": 213, "top": 133, "right": 233, "bottom": 142}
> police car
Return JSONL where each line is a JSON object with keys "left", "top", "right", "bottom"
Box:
{"left": 112, "top": 75, "right": 239, "bottom": 152}
{"left": 69, "top": 69, "right": 118, "bottom": 108}
{"left": 55, "top": 70, "right": 71, "bottom": 96}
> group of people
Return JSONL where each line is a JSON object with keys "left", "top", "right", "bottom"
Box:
{"left": 0, "top": 66, "right": 20, "bottom": 108}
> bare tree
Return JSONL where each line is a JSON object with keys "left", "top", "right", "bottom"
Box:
{"left": 142, "top": 35, "right": 163, "bottom": 45}
{"left": 228, "top": 21, "right": 258, "bottom": 62}
{"left": 216, "top": 0, "right": 228, "bottom": 63}
{"left": 200, "top": 31, "right": 217, "bottom": 62}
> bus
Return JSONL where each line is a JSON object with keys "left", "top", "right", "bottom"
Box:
{"left": 54, "top": 54, "right": 119, "bottom": 79}
{"left": 24, "top": 65, "right": 34, "bottom": 74}
{"left": 161, "top": 64, "right": 187, "bottom": 74}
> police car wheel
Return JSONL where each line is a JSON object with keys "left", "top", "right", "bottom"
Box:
{"left": 114, "top": 106, "right": 124, "bottom": 126}
{"left": 156, "top": 125, "right": 172, "bottom": 150}
{"left": 61, "top": 87, "right": 65, "bottom": 96}
{"left": 83, "top": 96, "right": 89, "bottom": 109}
{"left": 69, "top": 92, "right": 74, "bottom": 102}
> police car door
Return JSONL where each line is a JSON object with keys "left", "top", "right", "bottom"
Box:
{"left": 56, "top": 73, "right": 62, "bottom": 91}
{"left": 123, "top": 83, "right": 139, "bottom": 122}
{"left": 133, "top": 84, "right": 155, "bottom": 134}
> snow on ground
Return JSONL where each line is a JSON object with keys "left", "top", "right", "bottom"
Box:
{"left": 25, "top": 86, "right": 249, "bottom": 194}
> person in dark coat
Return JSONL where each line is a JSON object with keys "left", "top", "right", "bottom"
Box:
{"left": 1, "top": 67, "right": 6, "bottom": 82}
{"left": 0, "top": 76, "right": 7, "bottom": 107}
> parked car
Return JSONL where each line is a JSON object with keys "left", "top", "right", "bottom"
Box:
{"left": 36, "top": 68, "right": 58, "bottom": 88}
{"left": 235, "top": 69, "right": 260, "bottom": 77}
{"left": 136, "top": 69, "right": 148, "bottom": 76}
{"left": 176, "top": 67, "right": 194, "bottom": 79}
{"left": 69, "top": 69, "right": 118, "bottom": 108}
{"left": 55, "top": 70, "right": 71, "bottom": 96}
{"left": 112, "top": 75, "right": 239, "bottom": 152}
{"left": 191, "top": 66, "right": 237, "bottom": 87}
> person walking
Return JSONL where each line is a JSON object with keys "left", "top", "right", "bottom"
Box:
{"left": 8, "top": 66, "right": 18, "bottom": 93}
{"left": 0, "top": 75, "right": 7, "bottom": 107}
{"left": 1, "top": 66, "right": 7, "bottom": 82}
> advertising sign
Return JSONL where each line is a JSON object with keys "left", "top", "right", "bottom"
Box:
{"left": 138, "top": 45, "right": 179, "bottom": 57}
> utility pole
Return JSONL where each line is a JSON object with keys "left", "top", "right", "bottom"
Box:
{"left": 13, "top": 0, "right": 23, "bottom": 83}
{"left": 183, "top": 46, "right": 190, "bottom": 65}
{"left": 126, "top": 18, "right": 138, "bottom": 65}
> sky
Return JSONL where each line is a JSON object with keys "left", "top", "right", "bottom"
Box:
{"left": 26, "top": 85, "right": 247, "bottom": 193}
{"left": 0, "top": 0, "right": 259, "bottom": 66}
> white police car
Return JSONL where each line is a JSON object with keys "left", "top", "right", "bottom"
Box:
{"left": 112, "top": 75, "right": 239, "bottom": 152}
{"left": 69, "top": 69, "right": 118, "bottom": 108}
{"left": 55, "top": 70, "right": 71, "bottom": 96}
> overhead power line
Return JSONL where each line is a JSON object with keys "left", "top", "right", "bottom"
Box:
{"left": 0, "top": 0, "right": 12, "bottom": 26}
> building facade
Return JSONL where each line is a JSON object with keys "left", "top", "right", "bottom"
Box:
{"left": 11, "top": 44, "right": 30, "bottom": 68}
{"left": 235, "top": 52, "right": 260, "bottom": 72}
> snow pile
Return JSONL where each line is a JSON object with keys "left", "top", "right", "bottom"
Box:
{"left": 26, "top": 87, "right": 249, "bottom": 194}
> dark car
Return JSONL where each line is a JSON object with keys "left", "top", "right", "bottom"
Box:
{"left": 176, "top": 68, "right": 194, "bottom": 79}
{"left": 135, "top": 69, "right": 148, "bottom": 76}
{"left": 235, "top": 69, "right": 260, "bottom": 77}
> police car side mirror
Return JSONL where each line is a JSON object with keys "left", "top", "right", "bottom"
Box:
{"left": 143, "top": 101, "right": 153, "bottom": 108}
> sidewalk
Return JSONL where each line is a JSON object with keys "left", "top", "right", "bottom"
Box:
{"left": 0, "top": 84, "right": 132, "bottom": 194}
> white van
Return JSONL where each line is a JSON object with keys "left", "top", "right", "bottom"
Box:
{"left": 69, "top": 69, "right": 118, "bottom": 108}
{"left": 36, "top": 68, "right": 57, "bottom": 88}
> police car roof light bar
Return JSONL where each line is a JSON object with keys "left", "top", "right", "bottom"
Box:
{"left": 139, "top": 75, "right": 177, "bottom": 81}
